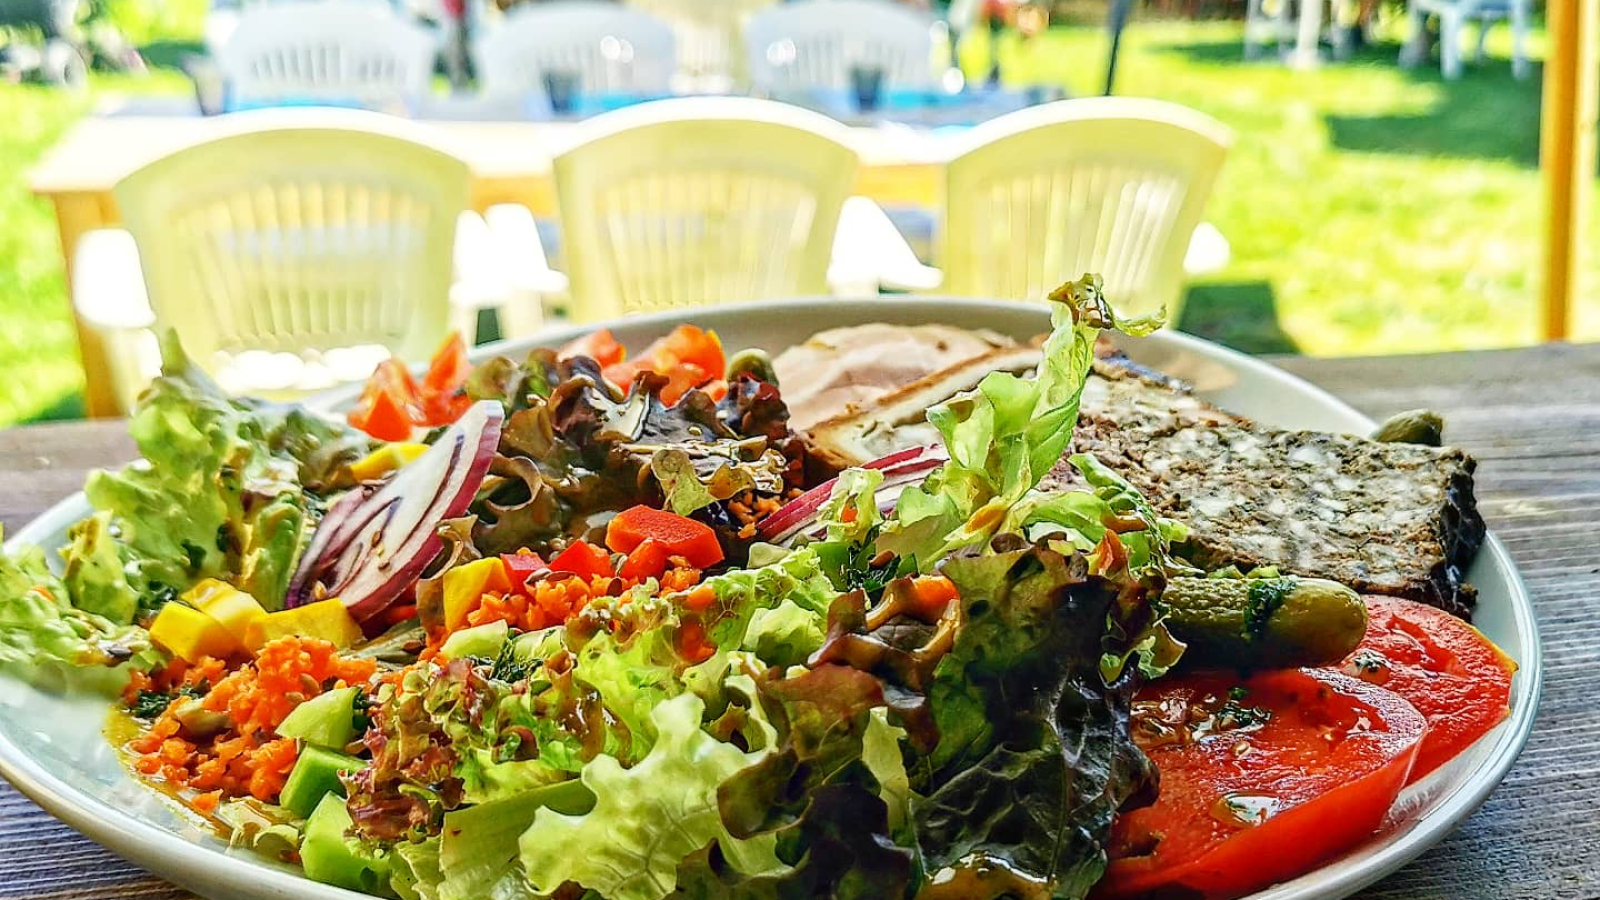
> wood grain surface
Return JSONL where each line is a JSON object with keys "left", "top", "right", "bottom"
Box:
{"left": 0, "top": 345, "right": 1595, "bottom": 900}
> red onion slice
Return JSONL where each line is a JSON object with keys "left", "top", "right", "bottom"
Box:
{"left": 285, "top": 400, "right": 503, "bottom": 621}
{"left": 757, "top": 445, "right": 947, "bottom": 545}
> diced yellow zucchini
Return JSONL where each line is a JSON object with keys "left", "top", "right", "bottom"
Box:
{"left": 244, "top": 599, "right": 364, "bottom": 652}
{"left": 150, "top": 602, "right": 242, "bottom": 663}
{"left": 185, "top": 579, "right": 268, "bottom": 646}
{"left": 442, "top": 557, "right": 512, "bottom": 632}
{"left": 349, "top": 443, "right": 430, "bottom": 482}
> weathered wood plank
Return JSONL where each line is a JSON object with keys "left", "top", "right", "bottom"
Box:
{"left": 0, "top": 344, "right": 1594, "bottom": 900}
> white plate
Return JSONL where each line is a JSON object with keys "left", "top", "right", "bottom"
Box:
{"left": 1, "top": 298, "right": 1540, "bottom": 900}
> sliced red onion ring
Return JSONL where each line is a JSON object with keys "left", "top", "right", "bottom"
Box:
{"left": 757, "top": 445, "right": 947, "bottom": 545}
{"left": 285, "top": 400, "right": 503, "bottom": 621}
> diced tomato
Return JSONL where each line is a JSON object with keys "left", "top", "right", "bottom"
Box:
{"left": 619, "top": 539, "right": 671, "bottom": 581}
{"left": 559, "top": 328, "right": 627, "bottom": 368}
{"left": 348, "top": 378, "right": 416, "bottom": 442}
{"left": 350, "top": 336, "right": 476, "bottom": 437}
{"left": 548, "top": 540, "right": 615, "bottom": 580}
{"left": 1096, "top": 669, "right": 1427, "bottom": 900}
{"left": 910, "top": 575, "right": 958, "bottom": 618}
{"left": 423, "top": 333, "right": 473, "bottom": 396}
{"left": 605, "top": 505, "right": 724, "bottom": 568}
{"left": 1331, "top": 595, "right": 1516, "bottom": 782}
{"left": 500, "top": 551, "right": 549, "bottom": 591}
{"left": 677, "top": 620, "right": 715, "bottom": 664}
{"left": 600, "top": 325, "right": 724, "bottom": 402}
{"left": 661, "top": 325, "right": 725, "bottom": 376}
{"left": 682, "top": 584, "right": 717, "bottom": 613}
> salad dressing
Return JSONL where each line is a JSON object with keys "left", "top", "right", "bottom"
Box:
{"left": 104, "top": 708, "right": 233, "bottom": 840}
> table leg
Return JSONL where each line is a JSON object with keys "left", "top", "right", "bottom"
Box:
{"left": 1291, "top": 0, "right": 1324, "bottom": 68}
{"left": 48, "top": 192, "right": 122, "bottom": 419}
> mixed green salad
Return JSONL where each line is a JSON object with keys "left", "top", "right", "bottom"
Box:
{"left": 0, "top": 279, "right": 1517, "bottom": 900}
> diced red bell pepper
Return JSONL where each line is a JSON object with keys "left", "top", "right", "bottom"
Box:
{"left": 605, "top": 505, "right": 724, "bottom": 568}
{"left": 500, "top": 551, "right": 549, "bottom": 592}
{"left": 548, "top": 540, "right": 615, "bottom": 580}
{"left": 559, "top": 328, "right": 627, "bottom": 368}
{"left": 619, "top": 539, "right": 671, "bottom": 581}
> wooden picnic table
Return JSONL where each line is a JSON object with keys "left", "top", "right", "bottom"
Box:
{"left": 28, "top": 114, "right": 955, "bottom": 418}
{"left": 0, "top": 341, "right": 1594, "bottom": 900}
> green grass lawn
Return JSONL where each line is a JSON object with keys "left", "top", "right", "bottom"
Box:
{"left": 962, "top": 18, "right": 1579, "bottom": 356}
{"left": 0, "top": 16, "right": 1585, "bottom": 426}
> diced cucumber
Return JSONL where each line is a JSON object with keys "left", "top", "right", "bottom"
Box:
{"left": 276, "top": 686, "right": 362, "bottom": 750}
{"left": 439, "top": 619, "right": 510, "bottom": 660}
{"left": 280, "top": 745, "right": 365, "bottom": 819}
{"left": 301, "top": 793, "right": 391, "bottom": 894}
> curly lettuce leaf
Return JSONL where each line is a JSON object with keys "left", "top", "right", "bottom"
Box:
{"left": 878, "top": 276, "right": 1162, "bottom": 569}
{"left": 433, "top": 781, "right": 593, "bottom": 900}
{"left": 0, "top": 537, "right": 156, "bottom": 694}
{"left": 670, "top": 786, "right": 914, "bottom": 900}
{"left": 518, "top": 693, "right": 784, "bottom": 900}
{"left": 682, "top": 666, "right": 915, "bottom": 900}
{"left": 472, "top": 358, "right": 792, "bottom": 555}
{"left": 911, "top": 547, "right": 1157, "bottom": 900}
{"left": 650, "top": 447, "right": 785, "bottom": 517}
{"left": 69, "top": 334, "right": 365, "bottom": 612}
{"left": 60, "top": 512, "right": 139, "bottom": 624}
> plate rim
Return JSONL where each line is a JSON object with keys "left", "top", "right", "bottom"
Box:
{"left": 0, "top": 297, "right": 1543, "bottom": 900}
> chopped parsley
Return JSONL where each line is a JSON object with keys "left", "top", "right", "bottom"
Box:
{"left": 128, "top": 681, "right": 207, "bottom": 720}
{"left": 1243, "top": 578, "right": 1296, "bottom": 641}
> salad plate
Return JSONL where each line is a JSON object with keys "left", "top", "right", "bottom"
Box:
{"left": 0, "top": 297, "right": 1539, "bottom": 900}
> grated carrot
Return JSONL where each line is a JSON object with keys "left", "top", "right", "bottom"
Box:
{"left": 127, "top": 637, "right": 377, "bottom": 804}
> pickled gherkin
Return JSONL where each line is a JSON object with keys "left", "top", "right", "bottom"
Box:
{"left": 1162, "top": 575, "right": 1368, "bottom": 669}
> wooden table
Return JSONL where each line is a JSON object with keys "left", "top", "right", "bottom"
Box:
{"left": 0, "top": 343, "right": 1596, "bottom": 900}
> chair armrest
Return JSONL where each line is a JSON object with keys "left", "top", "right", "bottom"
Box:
{"left": 829, "top": 196, "right": 944, "bottom": 294}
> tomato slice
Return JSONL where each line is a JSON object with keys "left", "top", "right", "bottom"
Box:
{"left": 1097, "top": 669, "right": 1427, "bottom": 900}
{"left": 1331, "top": 595, "right": 1516, "bottom": 782}
{"left": 559, "top": 328, "right": 627, "bottom": 368}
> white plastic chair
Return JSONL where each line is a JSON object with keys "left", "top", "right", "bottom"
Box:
{"left": 937, "top": 98, "right": 1232, "bottom": 321}
{"left": 550, "top": 97, "right": 859, "bottom": 321}
{"left": 744, "top": 0, "right": 938, "bottom": 93}
{"left": 216, "top": 1, "right": 438, "bottom": 112}
{"left": 627, "top": 0, "right": 779, "bottom": 92}
{"left": 474, "top": 1, "right": 676, "bottom": 99}
{"left": 1400, "top": 0, "right": 1530, "bottom": 80}
{"left": 76, "top": 110, "right": 500, "bottom": 412}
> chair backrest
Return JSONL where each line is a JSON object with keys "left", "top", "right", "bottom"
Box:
{"left": 626, "top": 0, "right": 779, "bottom": 91}
{"left": 475, "top": 1, "right": 676, "bottom": 98}
{"left": 939, "top": 97, "right": 1231, "bottom": 320}
{"left": 551, "top": 97, "right": 859, "bottom": 321}
{"left": 744, "top": 0, "right": 937, "bottom": 93}
{"left": 114, "top": 109, "right": 470, "bottom": 374}
{"left": 217, "top": 1, "right": 437, "bottom": 110}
